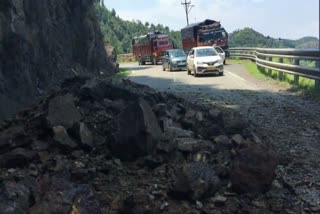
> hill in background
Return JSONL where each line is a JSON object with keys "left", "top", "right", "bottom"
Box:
{"left": 95, "top": 4, "right": 181, "bottom": 54}
{"left": 95, "top": 3, "right": 318, "bottom": 52}
{"left": 229, "top": 28, "right": 319, "bottom": 49}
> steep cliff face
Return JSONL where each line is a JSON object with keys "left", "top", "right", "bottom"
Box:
{"left": 0, "top": 0, "right": 114, "bottom": 120}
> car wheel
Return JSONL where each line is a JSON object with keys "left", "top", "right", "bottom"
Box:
{"left": 187, "top": 66, "right": 191, "bottom": 75}
{"left": 193, "top": 65, "right": 198, "bottom": 77}
{"left": 162, "top": 65, "right": 166, "bottom": 71}
{"left": 169, "top": 64, "right": 173, "bottom": 72}
{"left": 224, "top": 60, "right": 226, "bottom": 65}
{"left": 219, "top": 72, "right": 224, "bottom": 76}
{"left": 142, "top": 61, "right": 145, "bottom": 65}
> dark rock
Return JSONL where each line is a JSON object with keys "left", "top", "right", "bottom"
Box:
{"left": 0, "top": 180, "right": 34, "bottom": 214}
{"left": 69, "top": 122, "right": 93, "bottom": 149}
{"left": 176, "top": 138, "right": 199, "bottom": 152}
{"left": 232, "top": 134, "right": 244, "bottom": 146}
{"left": 162, "top": 127, "right": 194, "bottom": 141}
{"left": 0, "top": 126, "right": 30, "bottom": 153}
{"left": 79, "top": 123, "right": 93, "bottom": 147}
{"left": 112, "top": 98, "right": 162, "bottom": 161}
{"left": 214, "top": 135, "right": 232, "bottom": 150}
{"left": 211, "top": 195, "right": 227, "bottom": 207}
{"left": 121, "top": 192, "right": 155, "bottom": 214}
{"left": 231, "top": 143, "right": 279, "bottom": 194}
{"left": 169, "top": 162, "right": 221, "bottom": 200}
{"left": 29, "top": 176, "right": 101, "bottom": 214}
{"left": 153, "top": 103, "right": 170, "bottom": 117}
{"left": 196, "top": 111, "right": 204, "bottom": 122}
{"left": 46, "top": 94, "right": 81, "bottom": 129}
{"left": 31, "top": 141, "right": 50, "bottom": 152}
{"left": 0, "top": 148, "right": 36, "bottom": 168}
{"left": 209, "top": 109, "right": 222, "bottom": 120}
{"left": 223, "top": 112, "right": 249, "bottom": 134}
{"left": 52, "top": 126, "right": 78, "bottom": 149}
{"left": 185, "top": 110, "right": 196, "bottom": 118}
{"left": 175, "top": 138, "right": 215, "bottom": 153}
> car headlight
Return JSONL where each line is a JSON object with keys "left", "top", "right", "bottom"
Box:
{"left": 197, "top": 61, "right": 205, "bottom": 65}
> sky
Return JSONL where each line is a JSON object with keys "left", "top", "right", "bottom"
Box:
{"left": 103, "top": 0, "right": 319, "bottom": 40}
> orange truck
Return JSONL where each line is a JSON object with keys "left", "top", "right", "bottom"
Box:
{"left": 132, "top": 31, "right": 173, "bottom": 65}
{"left": 181, "top": 19, "right": 229, "bottom": 57}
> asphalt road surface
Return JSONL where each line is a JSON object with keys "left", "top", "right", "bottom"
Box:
{"left": 121, "top": 62, "right": 320, "bottom": 207}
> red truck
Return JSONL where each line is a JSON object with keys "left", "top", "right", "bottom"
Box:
{"left": 132, "top": 32, "right": 173, "bottom": 65}
{"left": 181, "top": 19, "right": 229, "bottom": 58}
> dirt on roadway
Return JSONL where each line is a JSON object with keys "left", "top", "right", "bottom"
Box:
{"left": 122, "top": 62, "right": 320, "bottom": 211}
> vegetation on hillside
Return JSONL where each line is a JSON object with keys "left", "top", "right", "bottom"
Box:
{"left": 95, "top": 3, "right": 182, "bottom": 54}
{"left": 229, "top": 28, "right": 319, "bottom": 49}
{"left": 94, "top": 1, "right": 318, "bottom": 53}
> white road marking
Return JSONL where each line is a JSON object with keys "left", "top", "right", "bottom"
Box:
{"left": 226, "top": 70, "right": 246, "bottom": 82}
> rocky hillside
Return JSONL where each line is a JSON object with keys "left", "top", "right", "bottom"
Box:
{"left": 0, "top": 0, "right": 115, "bottom": 121}
{"left": 229, "top": 28, "right": 319, "bottom": 49}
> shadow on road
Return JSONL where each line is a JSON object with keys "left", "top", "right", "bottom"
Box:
{"left": 121, "top": 66, "right": 154, "bottom": 71}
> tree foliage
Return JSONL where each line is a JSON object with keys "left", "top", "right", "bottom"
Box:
{"left": 95, "top": 4, "right": 182, "bottom": 54}
{"left": 229, "top": 28, "right": 319, "bottom": 49}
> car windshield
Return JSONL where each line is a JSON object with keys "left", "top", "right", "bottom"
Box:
{"left": 196, "top": 48, "right": 218, "bottom": 57}
{"left": 169, "top": 49, "right": 186, "bottom": 58}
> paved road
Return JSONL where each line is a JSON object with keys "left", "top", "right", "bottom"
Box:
{"left": 121, "top": 63, "right": 258, "bottom": 91}
{"left": 121, "top": 62, "right": 320, "bottom": 207}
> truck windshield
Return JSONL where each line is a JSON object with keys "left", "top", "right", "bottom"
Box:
{"left": 199, "top": 30, "right": 227, "bottom": 43}
{"left": 158, "top": 40, "right": 169, "bottom": 46}
{"left": 169, "top": 49, "right": 185, "bottom": 57}
{"left": 196, "top": 48, "right": 218, "bottom": 57}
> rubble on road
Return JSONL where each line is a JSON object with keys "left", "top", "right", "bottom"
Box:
{"left": 0, "top": 77, "right": 306, "bottom": 213}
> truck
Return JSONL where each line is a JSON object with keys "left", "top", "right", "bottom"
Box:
{"left": 132, "top": 31, "right": 173, "bottom": 65}
{"left": 181, "top": 19, "right": 229, "bottom": 61}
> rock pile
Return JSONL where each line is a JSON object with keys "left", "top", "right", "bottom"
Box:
{"left": 0, "top": 77, "right": 294, "bottom": 213}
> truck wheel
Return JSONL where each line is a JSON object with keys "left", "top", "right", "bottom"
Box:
{"left": 153, "top": 58, "right": 158, "bottom": 65}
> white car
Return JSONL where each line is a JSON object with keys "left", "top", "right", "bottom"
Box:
{"left": 213, "top": 46, "right": 226, "bottom": 65}
{"left": 187, "top": 46, "right": 224, "bottom": 77}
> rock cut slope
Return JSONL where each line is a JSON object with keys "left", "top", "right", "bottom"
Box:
{"left": 0, "top": 0, "right": 115, "bottom": 120}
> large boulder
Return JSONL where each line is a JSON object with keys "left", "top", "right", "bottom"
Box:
{"left": 46, "top": 94, "right": 81, "bottom": 129}
{"left": 231, "top": 143, "right": 279, "bottom": 194}
{"left": 112, "top": 98, "right": 162, "bottom": 161}
{"left": 169, "top": 162, "right": 221, "bottom": 200}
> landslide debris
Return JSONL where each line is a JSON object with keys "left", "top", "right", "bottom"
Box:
{"left": 0, "top": 77, "right": 304, "bottom": 213}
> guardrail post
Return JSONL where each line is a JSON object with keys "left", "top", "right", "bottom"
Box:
{"left": 278, "top": 58, "right": 284, "bottom": 81}
{"left": 293, "top": 59, "right": 300, "bottom": 85}
{"left": 316, "top": 60, "right": 320, "bottom": 90}
{"left": 267, "top": 57, "right": 272, "bottom": 76}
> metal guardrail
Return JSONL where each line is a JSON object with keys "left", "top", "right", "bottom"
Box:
{"left": 229, "top": 48, "right": 320, "bottom": 88}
